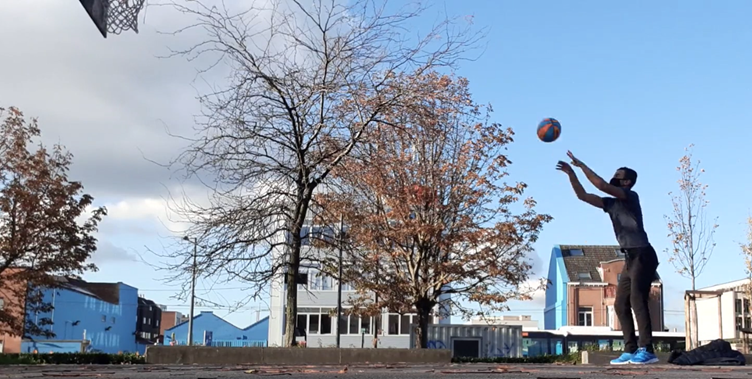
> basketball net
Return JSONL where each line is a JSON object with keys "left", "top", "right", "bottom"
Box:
{"left": 107, "top": 0, "right": 146, "bottom": 35}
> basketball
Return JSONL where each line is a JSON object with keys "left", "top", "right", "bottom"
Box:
{"left": 537, "top": 118, "right": 561, "bottom": 143}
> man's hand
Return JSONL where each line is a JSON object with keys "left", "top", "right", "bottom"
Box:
{"left": 556, "top": 160, "right": 574, "bottom": 175}
{"left": 567, "top": 150, "right": 585, "bottom": 168}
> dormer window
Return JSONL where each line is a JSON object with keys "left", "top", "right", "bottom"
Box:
{"left": 569, "top": 249, "right": 584, "bottom": 256}
{"left": 577, "top": 272, "right": 592, "bottom": 280}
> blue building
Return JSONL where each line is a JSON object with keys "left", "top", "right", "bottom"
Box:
{"left": 164, "top": 311, "right": 268, "bottom": 347}
{"left": 22, "top": 277, "right": 140, "bottom": 354}
{"left": 543, "top": 245, "right": 568, "bottom": 330}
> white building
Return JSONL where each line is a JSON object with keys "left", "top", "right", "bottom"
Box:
{"left": 694, "top": 278, "right": 751, "bottom": 344}
{"left": 268, "top": 224, "right": 451, "bottom": 347}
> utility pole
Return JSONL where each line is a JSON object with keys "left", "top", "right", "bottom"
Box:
{"left": 184, "top": 236, "right": 198, "bottom": 346}
{"left": 335, "top": 214, "right": 344, "bottom": 348}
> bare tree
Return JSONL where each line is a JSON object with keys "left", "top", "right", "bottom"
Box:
{"left": 156, "top": 0, "right": 482, "bottom": 346}
{"left": 740, "top": 216, "right": 752, "bottom": 353}
{"left": 664, "top": 144, "right": 718, "bottom": 349}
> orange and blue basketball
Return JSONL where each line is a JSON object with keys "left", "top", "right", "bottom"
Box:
{"left": 537, "top": 118, "right": 561, "bottom": 143}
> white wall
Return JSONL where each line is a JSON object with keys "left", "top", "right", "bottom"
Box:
{"left": 695, "top": 291, "right": 736, "bottom": 342}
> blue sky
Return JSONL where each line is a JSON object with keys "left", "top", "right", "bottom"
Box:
{"left": 2, "top": 0, "right": 751, "bottom": 332}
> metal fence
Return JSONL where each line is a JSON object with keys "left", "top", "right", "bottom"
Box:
{"left": 170, "top": 340, "right": 267, "bottom": 347}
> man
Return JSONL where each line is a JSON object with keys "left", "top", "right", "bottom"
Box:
{"left": 557, "top": 151, "right": 660, "bottom": 365}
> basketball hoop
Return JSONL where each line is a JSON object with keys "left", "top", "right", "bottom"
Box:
{"left": 106, "top": 0, "right": 146, "bottom": 35}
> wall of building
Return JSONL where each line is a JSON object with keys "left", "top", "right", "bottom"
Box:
{"left": 30, "top": 284, "right": 139, "bottom": 354}
{"left": 696, "top": 291, "right": 737, "bottom": 342}
{"left": 165, "top": 311, "right": 268, "bottom": 345}
{"left": 159, "top": 311, "right": 183, "bottom": 336}
{"left": 543, "top": 246, "right": 567, "bottom": 330}
{"left": 0, "top": 268, "right": 28, "bottom": 353}
{"left": 20, "top": 340, "right": 83, "bottom": 353}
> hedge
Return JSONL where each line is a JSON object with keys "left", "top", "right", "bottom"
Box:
{"left": 0, "top": 353, "right": 145, "bottom": 365}
{"left": 452, "top": 353, "right": 579, "bottom": 364}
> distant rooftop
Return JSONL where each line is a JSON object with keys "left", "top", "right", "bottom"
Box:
{"left": 558, "top": 245, "right": 660, "bottom": 283}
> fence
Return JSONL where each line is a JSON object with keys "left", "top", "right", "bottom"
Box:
{"left": 170, "top": 339, "right": 267, "bottom": 347}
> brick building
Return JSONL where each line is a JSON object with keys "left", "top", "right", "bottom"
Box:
{"left": 544, "top": 245, "right": 665, "bottom": 331}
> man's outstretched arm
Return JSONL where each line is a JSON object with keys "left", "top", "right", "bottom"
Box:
{"left": 557, "top": 161, "right": 603, "bottom": 209}
{"left": 567, "top": 171, "right": 604, "bottom": 209}
{"left": 567, "top": 151, "right": 628, "bottom": 200}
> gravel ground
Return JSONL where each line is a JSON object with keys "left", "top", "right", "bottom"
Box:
{"left": 0, "top": 364, "right": 751, "bottom": 379}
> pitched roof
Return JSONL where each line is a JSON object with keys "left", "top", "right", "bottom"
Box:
{"left": 54, "top": 277, "right": 121, "bottom": 305}
{"left": 558, "top": 244, "right": 661, "bottom": 283}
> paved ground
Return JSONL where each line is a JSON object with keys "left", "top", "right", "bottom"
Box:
{"left": 0, "top": 364, "right": 751, "bottom": 379}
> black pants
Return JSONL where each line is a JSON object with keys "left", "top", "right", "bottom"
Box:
{"left": 614, "top": 245, "right": 659, "bottom": 354}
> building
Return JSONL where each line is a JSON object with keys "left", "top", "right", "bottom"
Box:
{"left": 543, "top": 245, "right": 664, "bottom": 331}
{"left": 163, "top": 311, "right": 268, "bottom": 346}
{"left": 692, "top": 278, "right": 752, "bottom": 346}
{"left": 268, "top": 224, "right": 451, "bottom": 348}
{"left": 21, "top": 277, "right": 140, "bottom": 354}
{"left": 467, "top": 315, "right": 540, "bottom": 330}
{"left": 0, "top": 268, "right": 31, "bottom": 353}
{"left": 136, "top": 296, "right": 162, "bottom": 348}
{"left": 159, "top": 309, "right": 184, "bottom": 337}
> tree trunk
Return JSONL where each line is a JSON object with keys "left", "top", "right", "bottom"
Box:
{"left": 415, "top": 299, "right": 434, "bottom": 349}
{"left": 690, "top": 276, "right": 699, "bottom": 349}
{"left": 283, "top": 187, "right": 314, "bottom": 347}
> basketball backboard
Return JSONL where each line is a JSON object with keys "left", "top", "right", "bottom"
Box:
{"left": 79, "top": 0, "right": 108, "bottom": 38}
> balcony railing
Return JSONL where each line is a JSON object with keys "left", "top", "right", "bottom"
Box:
{"left": 170, "top": 340, "right": 267, "bottom": 347}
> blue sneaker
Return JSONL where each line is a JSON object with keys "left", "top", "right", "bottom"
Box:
{"left": 610, "top": 352, "right": 634, "bottom": 365}
{"left": 629, "top": 347, "right": 659, "bottom": 365}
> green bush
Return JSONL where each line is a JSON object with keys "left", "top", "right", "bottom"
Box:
{"left": 452, "top": 353, "right": 579, "bottom": 364}
{"left": 0, "top": 352, "right": 145, "bottom": 365}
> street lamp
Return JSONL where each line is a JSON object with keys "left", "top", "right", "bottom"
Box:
{"left": 183, "top": 236, "right": 198, "bottom": 346}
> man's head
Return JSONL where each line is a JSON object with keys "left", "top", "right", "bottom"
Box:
{"left": 610, "top": 167, "right": 637, "bottom": 189}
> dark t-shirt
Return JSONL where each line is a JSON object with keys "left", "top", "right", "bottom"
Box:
{"left": 602, "top": 189, "right": 650, "bottom": 249}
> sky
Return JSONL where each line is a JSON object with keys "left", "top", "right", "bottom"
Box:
{"left": 1, "top": 0, "right": 750, "bottom": 332}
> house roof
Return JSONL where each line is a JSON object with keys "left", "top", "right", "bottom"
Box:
{"left": 558, "top": 244, "right": 661, "bottom": 283}
{"left": 54, "top": 277, "right": 121, "bottom": 305}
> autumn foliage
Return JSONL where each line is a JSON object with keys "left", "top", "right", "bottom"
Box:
{"left": 0, "top": 107, "right": 106, "bottom": 338}
{"left": 316, "top": 72, "right": 551, "bottom": 348}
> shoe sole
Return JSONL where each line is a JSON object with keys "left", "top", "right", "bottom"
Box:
{"left": 629, "top": 358, "right": 659, "bottom": 365}
{"left": 610, "top": 360, "right": 631, "bottom": 365}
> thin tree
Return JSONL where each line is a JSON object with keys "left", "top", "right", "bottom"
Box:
{"left": 0, "top": 107, "right": 106, "bottom": 338}
{"left": 664, "top": 144, "right": 718, "bottom": 349}
{"left": 157, "top": 0, "right": 482, "bottom": 346}
{"left": 316, "top": 71, "right": 551, "bottom": 348}
{"left": 740, "top": 216, "right": 752, "bottom": 353}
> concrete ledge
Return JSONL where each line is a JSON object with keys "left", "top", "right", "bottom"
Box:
{"left": 145, "top": 346, "right": 451, "bottom": 365}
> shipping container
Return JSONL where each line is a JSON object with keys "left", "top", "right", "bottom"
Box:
{"left": 409, "top": 324, "right": 523, "bottom": 358}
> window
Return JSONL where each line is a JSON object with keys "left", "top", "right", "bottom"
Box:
{"left": 348, "top": 315, "right": 359, "bottom": 334}
{"left": 387, "top": 313, "right": 416, "bottom": 335}
{"left": 615, "top": 249, "right": 624, "bottom": 257}
{"left": 569, "top": 249, "right": 584, "bottom": 256}
{"left": 737, "top": 299, "right": 743, "bottom": 315}
{"left": 102, "top": 315, "right": 107, "bottom": 322}
{"left": 296, "top": 309, "right": 333, "bottom": 335}
{"left": 577, "top": 307, "right": 593, "bottom": 326}
{"left": 0, "top": 298, "right": 5, "bottom": 310}
{"left": 111, "top": 317, "right": 116, "bottom": 324}
{"left": 617, "top": 273, "right": 622, "bottom": 282}
{"left": 577, "top": 272, "right": 592, "bottom": 280}
{"left": 157, "top": 319, "right": 160, "bottom": 327}
{"left": 143, "top": 317, "right": 147, "bottom": 324}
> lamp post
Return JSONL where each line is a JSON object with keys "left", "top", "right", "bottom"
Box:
{"left": 183, "top": 236, "right": 198, "bottom": 346}
{"left": 335, "top": 214, "right": 344, "bottom": 348}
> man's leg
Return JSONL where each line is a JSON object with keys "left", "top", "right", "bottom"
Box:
{"left": 611, "top": 266, "right": 636, "bottom": 364}
{"left": 628, "top": 245, "right": 659, "bottom": 364}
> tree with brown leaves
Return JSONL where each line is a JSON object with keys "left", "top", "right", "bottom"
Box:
{"left": 663, "top": 144, "right": 717, "bottom": 349}
{"left": 316, "top": 71, "right": 551, "bottom": 349}
{"left": 158, "top": 0, "right": 482, "bottom": 346}
{"left": 0, "top": 107, "right": 106, "bottom": 338}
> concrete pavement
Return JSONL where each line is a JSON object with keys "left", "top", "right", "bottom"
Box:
{"left": 0, "top": 363, "right": 751, "bottom": 378}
